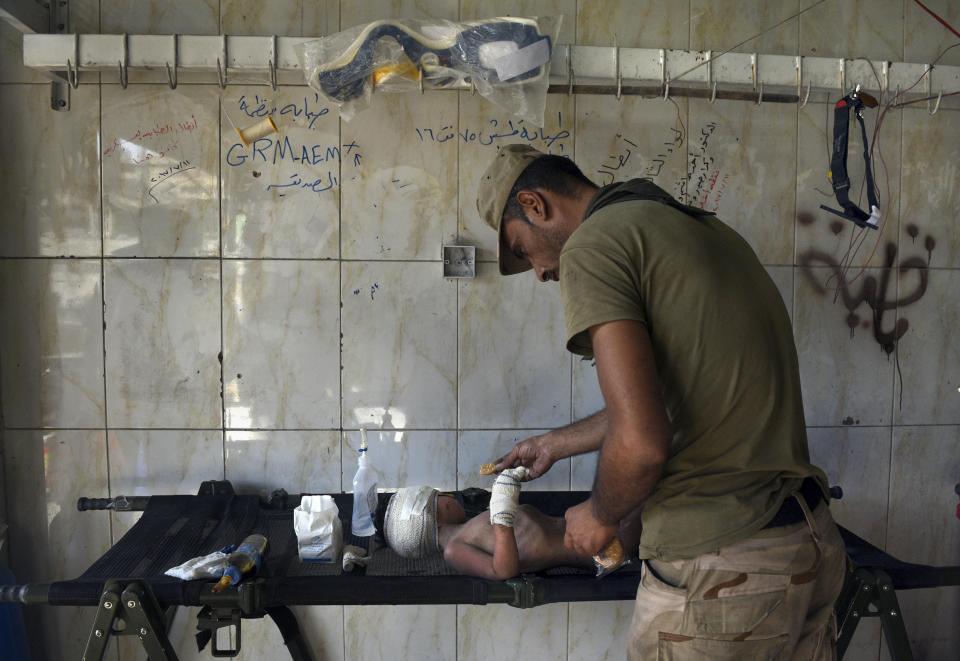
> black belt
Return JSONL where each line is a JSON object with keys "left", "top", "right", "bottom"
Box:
{"left": 762, "top": 478, "right": 824, "bottom": 529}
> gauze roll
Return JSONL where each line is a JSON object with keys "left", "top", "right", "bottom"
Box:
{"left": 489, "top": 466, "right": 530, "bottom": 527}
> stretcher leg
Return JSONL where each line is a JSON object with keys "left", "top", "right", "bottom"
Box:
{"left": 82, "top": 581, "right": 179, "bottom": 661}
{"left": 266, "top": 606, "right": 316, "bottom": 661}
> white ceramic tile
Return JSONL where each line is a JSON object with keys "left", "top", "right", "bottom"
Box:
{"left": 899, "top": 108, "right": 960, "bottom": 268}
{"left": 575, "top": 94, "right": 688, "bottom": 198}
{"left": 342, "top": 430, "right": 456, "bottom": 491}
{"left": 793, "top": 266, "right": 895, "bottom": 426}
{"left": 222, "top": 87, "right": 343, "bottom": 258}
{"left": 102, "top": 86, "right": 219, "bottom": 257}
{"left": 341, "top": 261, "right": 457, "bottom": 429}
{"left": 458, "top": 93, "right": 574, "bottom": 261}
{"left": 800, "top": 0, "right": 902, "bottom": 60}
{"left": 688, "top": 98, "right": 797, "bottom": 265}
{"left": 905, "top": 0, "right": 960, "bottom": 66}
{"left": 457, "top": 430, "right": 571, "bottom": 490}
{"left": 461, "top": 0, "right": 576, "bottom": 43}
{"left": 303, "top": 0, "right": 340, "bottom": 36}
{"left": 894, "top": 269, "right": 960, "bottom": 425}
{"left": 796, "top": 103, "right": 902, "bottom": 268}
{"left": 71, "top": 0, "right": 101, "bottom": 32}
{"left": 4, "top": 430, "right": 110, "bottom": 661}
{"left": 577, "top": 0, "right": 689, "bottom": 47}
{"left": 691, "top": 0, "right": 799, "bottom": 55}
{"left": 0, "top": 19, "right": 45, "bottom": 83}
{"left": 340, "top": 92, "right": 458, "bottom": 260}
{"left": 0, "top": 259, "right": 105, "bottom": 428}
{"left": 238, "top": 606, "right": 345, "bottom": 661}
{"left": 571, "top": 450, "right": 598, "bottom": 491}
{"left": 806, "top": 426, "right": 890, "bottom": 549}
{"left": 0, "top": 0, "right": 96, "bottom": 83}
{"left": 98, "top": 1, "right": 220, "bottom": 84}
{"left": 340, "top": 0, "right": 458, "bottom": 29}
{"left": 108, "top": 430, "right": 224, "bottom": 539}
{"left": 226, "top": 431, "right": 341, "bottom": 498}
{"left": 572, "top": 357, "right": 603, "bottom": 421}
{"left": 345, "top": 604, "right": 455, "bottom": 660}
{"left": 0, "top": 85, "right": 100, "bottom": 257}
{"left": 457, "top": 602, "right": 567, "bottom": 661}
{"left": 568, "top": 600, "right": 634, "bottom": 661}
{"left": 104, "top": 259, "right": 222, "bottom": 428}
{"left": 766, "top": 265, "right": 794, "bottom": 322}
{"left": 223, "top": 260, "right": 340, "bottom": 429}
{"left": 221, "top": 0, "right": 303, "bottom": 35}
{"left": 884, "top": 426, "right": 960, "bottom": 660}
{"left": 100, "top": 0, "right": 219, "bottom": 33}
{"left": 459, "top": 263, "right": 570, "bottom": 428}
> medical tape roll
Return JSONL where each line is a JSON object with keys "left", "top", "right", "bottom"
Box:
{"left": 236, "top": 116, "right": 279, "bottom": 146}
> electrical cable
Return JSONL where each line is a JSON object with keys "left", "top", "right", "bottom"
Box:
{"left": 912, "top": 0, "right": 960, "bottom": 40}
{"left": 669, "top": 0, "right": 830, "bottom": 83}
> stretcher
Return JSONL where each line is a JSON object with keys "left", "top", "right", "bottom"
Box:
{"left": 1, "top": 480, "right": 957, "bottom": 661}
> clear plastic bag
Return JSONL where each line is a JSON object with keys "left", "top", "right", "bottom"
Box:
{"left": 297, "top": 16, "right": 561, "bottom": 126}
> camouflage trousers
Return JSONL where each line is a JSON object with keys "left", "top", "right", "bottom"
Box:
{"left": 628, "top": 498, "right": 847, "bottom": 660}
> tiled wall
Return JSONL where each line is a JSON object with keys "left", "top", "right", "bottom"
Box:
{"left": 1, "top": 1, "right": 958, "bottom": 660}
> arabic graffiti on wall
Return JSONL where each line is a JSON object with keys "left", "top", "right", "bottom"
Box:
{"left": 413, "top": 112, "right": 571, "bottom": 152}
{"left": 591, "top": 122, "right": 728, "bottom": 211}
{"left": 594, "top": 127, "right": 686, "bottom": 193}
{"left": 236, "top": 93, "right": 330, "bottom": 130}
{"left": 147, "top": 159, "right": 193, "bottom": 203}
{"left": 224, "top": 94, "right": 362, "bottom": 195}
{"left": 798, "top": 221, "right": 934, "bottom": 353}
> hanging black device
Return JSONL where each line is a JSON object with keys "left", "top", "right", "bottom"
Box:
{"left": 821, "top": 86, "right": 882, "bottom": 230}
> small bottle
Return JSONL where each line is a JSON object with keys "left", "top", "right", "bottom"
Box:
{"left": 211, "top": 534, "right": 268, "bottom": 593}
{"left": 351, "top": 427, "right": 379, "bottom": 537}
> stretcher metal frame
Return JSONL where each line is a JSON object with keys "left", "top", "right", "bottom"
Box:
{"left": 1, "top": 480, "right": 958, "bottom": 661}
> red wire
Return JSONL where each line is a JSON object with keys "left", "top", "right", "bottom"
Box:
{"left": 913, "top": 0, "right": 960, "bottom": 39}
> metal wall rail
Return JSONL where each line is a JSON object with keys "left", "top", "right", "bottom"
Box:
{"left": 21, "top": 35, "right": 960, "bottom": 110}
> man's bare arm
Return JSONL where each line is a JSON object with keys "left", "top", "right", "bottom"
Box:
{"left": 590, "top": 320, "right": 670, "bottom": 525}
{"left": 548, "top": 408, "right": 608, "bottom": 457}
{"left": 494, "top": 409, "right": 608, "bottom": 478}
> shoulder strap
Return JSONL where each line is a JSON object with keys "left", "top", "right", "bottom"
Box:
{"left": 820, "top": 92, "right": 881, "bottom": 230}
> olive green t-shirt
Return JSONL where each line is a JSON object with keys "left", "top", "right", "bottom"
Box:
{"left": 560, "top": 199, "right": 827, "bottom": 561}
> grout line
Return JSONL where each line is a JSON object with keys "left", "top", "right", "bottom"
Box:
{"left": 455, "top": 83, "right": 461, "bottom": 493}
{"left": 455, "top": 10, "right": 461, "bottom": 658}
{"left": 338, "top": 69, "right": 344, "bottom": 493}
{"left": 884, "top": 424, "right": 894, "bottom": 555}
{"left": 97, "top": 75, "right": 115, "bottom": 546}
{"left": 5, "top": 255, "right": 960, "bottom": 271}
{"left": 219, "top": 88, "right": 227, "bottom": 481}
{"left": 0, "top": 255, "right": 444, "bottom": 263}
{"left": 0, "top": 425, "right": 652, "bottom": 433}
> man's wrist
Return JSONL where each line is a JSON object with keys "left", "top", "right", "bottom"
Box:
{"left": 533, "top": 432, "right": 557, "bottom": 462}
{"left": 589, "top": 496, "right": 619, "bottom": 527}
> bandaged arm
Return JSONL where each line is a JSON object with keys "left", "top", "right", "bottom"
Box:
{"left": 443, "top": 467, "right": 529, "bottom": 580}
{"left": 489, "top": 467, "right": 529, "bottom": 526}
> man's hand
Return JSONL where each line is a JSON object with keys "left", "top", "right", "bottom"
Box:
{"left": 494, "top": 434, "right": 555, "bottom": 479}
{"left": 564, "top": 500, "right": 617, "bottom": 556}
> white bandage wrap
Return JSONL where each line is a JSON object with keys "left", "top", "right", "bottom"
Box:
{"left": 489, "top": 467, "right": 530, "bottom": 527}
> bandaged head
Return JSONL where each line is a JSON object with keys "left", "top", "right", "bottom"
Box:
{"left": 383, "top": 486, "right": 441, "bottom": 559}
